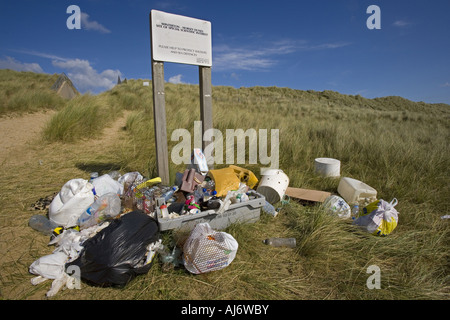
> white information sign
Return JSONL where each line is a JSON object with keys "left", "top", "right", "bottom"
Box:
{"left": 151, "top": 10, "right": 212, "bottom": 67}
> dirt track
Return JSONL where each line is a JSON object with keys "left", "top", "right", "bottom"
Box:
{"left": 0, "top": 111, "right": 55, "bottom": 164}
{"left": 0, "top": 110, "right": 130, "bottom": 299}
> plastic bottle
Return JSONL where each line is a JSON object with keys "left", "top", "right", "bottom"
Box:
{"left": 160, "top": 204, "right": 169, "bottom": 218}
{"left": 201, "top": 188, "right": 212, "bottom": 201}
{"left": 263, "top": 238, "right": 296, "bottom": 248}
{"left": 28, "top": 215, "right": 59, "bottom": 236}
{"left": 78, "top": 193, "right": 121, "bottom": 229}
{"left": 89, "top": 172, "right": 99, "bottom": 183}
{"left": 78, "top": 204, "right": 99, "bottom": 227}
{"left": 162, "top": 186, "right": 178, "bottom": 203}
{"left": 204, "top": 179, "right": 215, "bottom": 191}
{"left": 262, "top": 200, "right": 277, "bottom": 217}
{"left": 193, "top": 186, "right": 205, "bottom": 203}
{"left": 351, "top": 204, "right": 360, "bottom": 220}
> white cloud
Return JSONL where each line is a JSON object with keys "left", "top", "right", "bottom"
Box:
{"left": 441, "top": 82, "right": 450, "bottom": 88}
{"left": 5, "top": 50, "right": 122, "bottom": 93}
{"left": 81, "top": 12, "right": 111, "bottom": 34}
{"left": 213, "top": 40, "right": 350, "bottom": 71}
{"left": 168, "top": 74, "right": 184, "bottom": 84}
{"left": 52, "top": 58, "right": 121, "bottom": 92}
{"left": 0, "top": 56, "right": 44, "bottom": 73}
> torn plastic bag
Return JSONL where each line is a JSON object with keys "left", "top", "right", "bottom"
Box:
{"left": 66, "top": 211, "right": 159, "bottom": 287}
{"left": 49, "top": 179, "right": 95, "bottom": 228}
{"left": 29, "top": 251, "right": 68, "bottom": 280}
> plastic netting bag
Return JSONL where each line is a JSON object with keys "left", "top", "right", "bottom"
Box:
{"left": 66, "top": 211, "right": 159, "bottom": 287}
{"left": 183, "top": 223, "right": 238, "bottom": 274}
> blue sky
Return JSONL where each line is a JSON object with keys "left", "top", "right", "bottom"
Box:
{"left": 1, "top": 0, "right": 449, "bottom": 104}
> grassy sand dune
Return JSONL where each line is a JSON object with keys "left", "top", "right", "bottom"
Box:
{"left": 0, "top": 70, "right": 448, "bottom": 300}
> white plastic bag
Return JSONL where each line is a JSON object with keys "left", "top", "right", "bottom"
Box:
{"left": 183, "top": 223, "right": 238, "bottom": 274}
{"left": 29, "top": 251, "right": 79, "bottom": 298}
{"left": 49, "top": 179, "right": 95, "bottom": 227}
{"left": 29, "top": 251, "right": 68, "bottom": 280}
{"left": 91, "top": 174, "right": 124, "bottom": 196}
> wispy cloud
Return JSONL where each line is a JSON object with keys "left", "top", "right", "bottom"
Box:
{"left": 393, "top": 20, "right": 412, "bottom": 28}
{"left": 213, "top": 39, "right": 350, "bottom": 71}
{"left": 441, "top": 82, "right": 450, "bottom": 88}
{"left": 10, "top": 49, "right": 68, "bottom": 62}
{"left": 80, "top": 12, "right": 111, "bottom": 34}
{"left": 0, "top": 56, "right": 44, "bottom": 73}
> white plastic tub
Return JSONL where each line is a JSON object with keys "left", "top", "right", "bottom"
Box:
{"left": 337, "top": 177, "right": 377, "bottom": 205}
{"left": 256, "top": 169, "right": 289, "bottom": 204}
{"left": 315, "top": 158, "right": 340, "bottom": 177}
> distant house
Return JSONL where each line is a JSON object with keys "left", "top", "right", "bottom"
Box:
{"left": 51, "top": 73, "right": 79, "bottom": 99}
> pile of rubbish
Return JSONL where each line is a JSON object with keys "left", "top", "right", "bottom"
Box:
{"left": 321, "top": 176, "right": 399, "bottom": 237}
{"left": 27, "top": 151, "right": 400, "bottom": 298}
{"left": 27, "top": 149, "right": 289, "bottom": 297}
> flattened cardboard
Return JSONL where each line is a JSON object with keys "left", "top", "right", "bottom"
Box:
{"left": 285, "top": 187, "right": 331, "bottom": 203}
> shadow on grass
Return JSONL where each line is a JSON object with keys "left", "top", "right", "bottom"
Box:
{"left": 75, "top": 161, "right": 127, "bottom": 176}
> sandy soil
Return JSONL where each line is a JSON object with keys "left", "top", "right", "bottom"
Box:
{"left": 0, "top": 111, "right": 55, "bottom": 164}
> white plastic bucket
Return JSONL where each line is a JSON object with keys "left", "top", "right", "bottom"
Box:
{"left": 256, "top": 169, "right": 289, "bottom": 204}
{"left": 315, "top": 158, "right": 340, "bottom": 177}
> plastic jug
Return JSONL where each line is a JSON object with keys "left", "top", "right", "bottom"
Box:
{"left": 337, "top": 177, "right": 377, "bottom": 205}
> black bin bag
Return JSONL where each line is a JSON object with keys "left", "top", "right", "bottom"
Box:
{"left": 67, "top": 211, "right": 159, "bottom": 287}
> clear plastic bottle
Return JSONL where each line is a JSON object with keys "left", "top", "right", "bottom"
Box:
{"left": 205, "top": 179, "right": 215, "bottom": 191}
{"left": 263, "top": 238, "right": 296, "bottom": 248}
{"left": 78, "top": 193, "right": 121, "bottom": 229}
{"left": 351, "top": 204, "right": 360, "bottom": 220}
{"left": 89, "top": 172, "right": 99, "bottom": 183}
{"left": 29, "top": 214, "right": 59, "bottom": 236}
{"left": 193, "top": 186, "right": 205, "bottom": 203}
{"left": 262, "top": 200, "right": 277, "bottom": 217}
{"left": 162, "top": 186, "right": 178, "bottom": 203}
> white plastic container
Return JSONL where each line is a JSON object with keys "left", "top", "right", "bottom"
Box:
{"left": 315, "top": 158, "right": 340, "bottom": 177}
{"left": 337, "top": 177, "right": 377, "bottom": 205}
{"left": 256, "top": 169, "right": 289, "bottom": 204}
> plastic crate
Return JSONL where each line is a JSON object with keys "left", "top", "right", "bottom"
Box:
{"left": 156, "top": 190, "right": 265, "bottom": 232}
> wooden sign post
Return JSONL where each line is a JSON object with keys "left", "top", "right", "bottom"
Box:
{"left": 150, "top": 10, "right": 213, "bottom": 185}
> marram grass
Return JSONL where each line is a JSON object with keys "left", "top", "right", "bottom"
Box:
{"left": 0, "top": 70, "right": 448, "bottom": 300}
